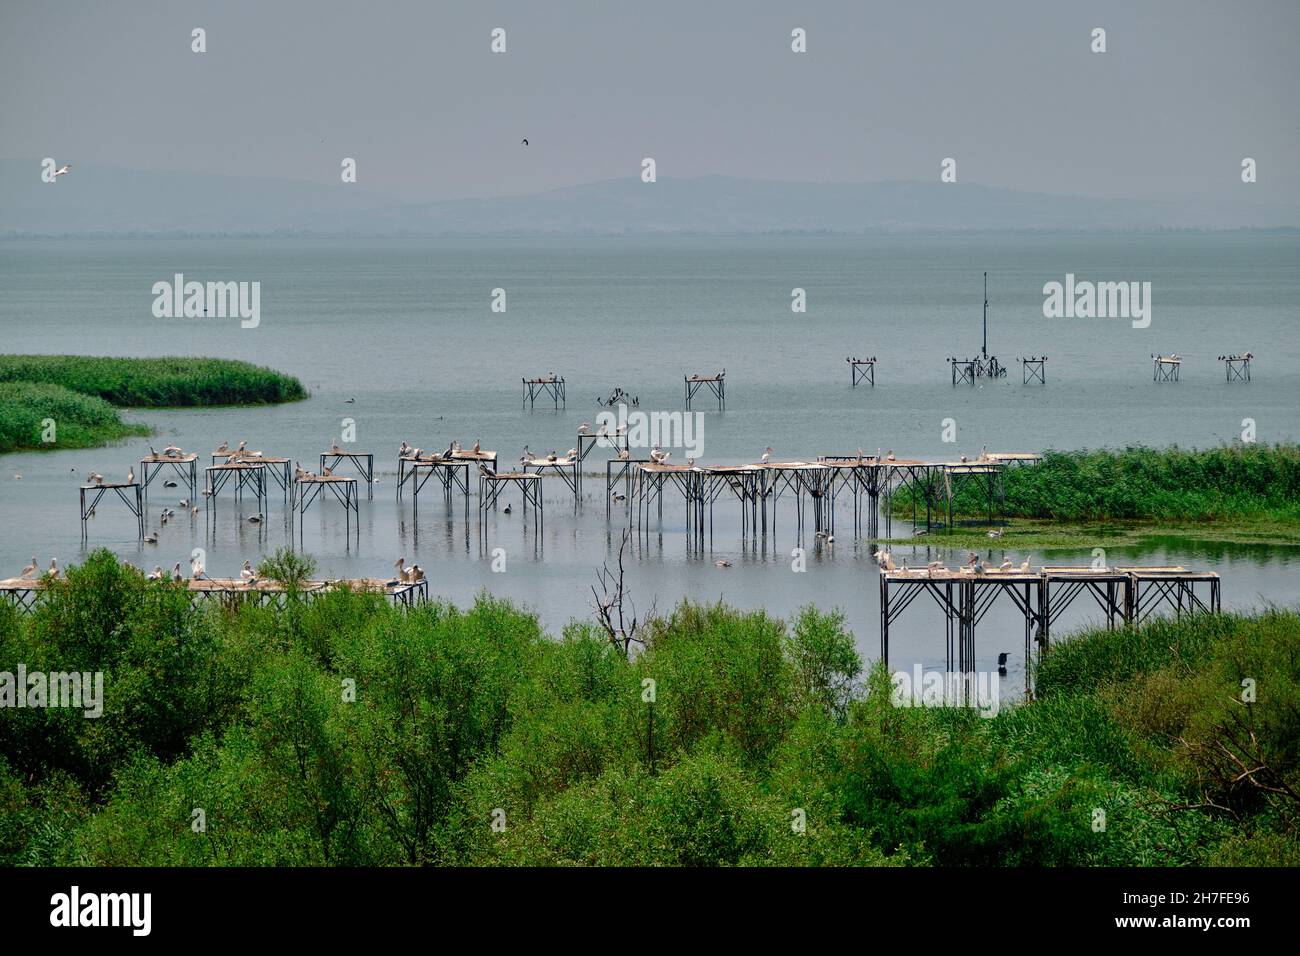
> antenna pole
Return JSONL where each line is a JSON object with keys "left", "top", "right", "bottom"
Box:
{"left": 982, "top": 271, "right": 988, "bottom": 357}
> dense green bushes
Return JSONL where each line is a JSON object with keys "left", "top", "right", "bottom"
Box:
{"left": 0, "top": 354, "right": 307, "bottom": 407}
{"left": 0, "top": 550, "right": 1296, "bottom": 866}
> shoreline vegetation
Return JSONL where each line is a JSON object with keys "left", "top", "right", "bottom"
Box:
{"left": 0, "top": 355, "right": 308, "bottom": 454}
{"left": 889, "top": 445, "right": 1300, "bottom": 547}
{"left": 1, "top": 549, "right": 1295, "bottom": 866}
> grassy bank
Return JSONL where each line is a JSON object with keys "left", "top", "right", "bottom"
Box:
{"left": 888, "top": 445, "right": 1300, "bottom": 545}
{"left": 0, "top": 383, "right": 150, "bottom": 454}
{"left": 0, "top": 354, "right": 307, "bottom": 407}
{"left": 1, "top": 550, "right": 1295, "bottom": 866}
{"left": 0, "top": 354, "right": 307, "bottom": 453}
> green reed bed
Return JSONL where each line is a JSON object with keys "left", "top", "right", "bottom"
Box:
{"left": 1, "top": 549, "right": 1295, "bottom": 867}
{"left": 0, "top": 382, "right": 149, "bottom": 454}
{"left": 0, "top": 354, "right": 307, "bottom": 407}
{"left": 895, "top": 445, "right": 1300, "bottom": 525}
{"left": 0, "top": 355, "right": 307, "bottom": 453}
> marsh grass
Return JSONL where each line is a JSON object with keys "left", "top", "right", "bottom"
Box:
{"left": 0, "top": 354, "right": 306, "bottom": 453}
{"left": 889, "top": 445, "right": 1300, "bottom": 534}
{"left": 0, "top": 382, "right": 149, "bottom": 453}
{"left": 0, "top": 354, "right": 307, "bottom": 407}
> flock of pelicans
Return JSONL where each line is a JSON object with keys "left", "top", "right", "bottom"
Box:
{"left": 874, "top": 547, "right": 1032, "bottom": 576}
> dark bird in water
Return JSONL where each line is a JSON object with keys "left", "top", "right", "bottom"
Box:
{"left": 344, "top": 398, "right": 355, "bottom": 404}
{"left": 521, "top": 138, "right": 529, "bottom": 146}
{"left": 503, "top": 504, "right": 512, "bottom": 514}
{"left": 997, "top": 652, "right": 1009, "bottom": 674}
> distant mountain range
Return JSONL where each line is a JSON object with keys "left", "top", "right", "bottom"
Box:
{"left": 2, "top": 161, "right": 1296, "bottom": 237}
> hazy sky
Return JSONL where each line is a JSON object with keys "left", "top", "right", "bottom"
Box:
{"left": 2, "top": 0, "right": 1296, "bottom": 203}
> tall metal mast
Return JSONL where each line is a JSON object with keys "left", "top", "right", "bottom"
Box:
{"left": 982, "top": 271, "right": 988, "bottom": 358}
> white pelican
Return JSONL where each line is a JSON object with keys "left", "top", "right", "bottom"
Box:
{"left": 761, "top": 446, "right": 772, "bottom": 464}
{"left": 659, "top": 451, "right": 672, "bottom": 464}
{"left": 190, "top": 556, "right": 206, "bottom": 579}
{"left": 216, "top": 440, "right": 229, "bottom": 454}
{"left": 617, "top": 448, "right": 629, "bottom": 460}
{"left": 578, "top": 423, "right": 589, "bottom": 435}
{"left": 236, "top": 440, "right": 247, "bottom": 453}
{"left": 715, "top": 559, "right": 732, "bottom": 568}
{"left": 87, "top": 471, "right": 104, "bottom": 485}
{"left": 394, "top": 557, "right": 407, "bottom": 583}
{"left": 179, "top": 498, "right": 189, "bottom": 508}
{"left": 1019, "top": 557, "right": 1030, "bottom": 572}
{"left": 649, "top": 447, "right": 664, "bottom": 463}
{"left": 999, "top": 558, "right": 1013, "bottom": 571}
{"left": 171, "top": 562, "right": 184, "bottom": 582}
{"left": 240, "top": 560, "right": 257, "bottom": 584}
{"left": 566, "top": 448, "right": 577, "bottom": 460}
{"left": 126, "top": 467, "right": 134, "bottom": 483}
{"left": 987, "top": 529, "right": 1003, "bottom": 538}
{"left": 147, "top": 565, "right": 164, "bottom": 581}
{"left": 51, "top": 163, "right": 70, "bottom": 180}
{"left": 19, "top": 557, "right": 37, "bottom": 579}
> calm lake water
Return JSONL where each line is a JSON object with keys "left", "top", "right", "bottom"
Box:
{"left": 2, "top": 234, "right": 1298, "bottom": 691}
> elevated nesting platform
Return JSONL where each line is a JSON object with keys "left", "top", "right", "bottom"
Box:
{"left": 523, "top": 375, "right": 565, "bottom": 410}
{"left": 879, "top": 564, "right": 1221, "bottom": 694}
{"left": 1153, "top": 355, "right": 1181, "bottom": 382}
{"left": 320, "top": 450, "right": 375, "bottom": 499}
{"left": 685, "top": 372, "right": 725, "bottom": 410}
{"left": 140, "top": 453, "right": 199, "bottom": 501}
{"left": 1219, "top": 353, "right": 1252, "bottom": 382}
{"left": 847, "top": 357, "right": 877, "bottom": 388}
{"left": 79, "top": 481, "right": 144, "bottom": 541}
